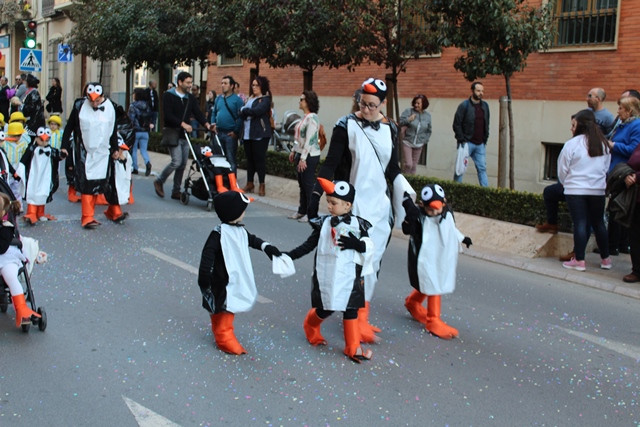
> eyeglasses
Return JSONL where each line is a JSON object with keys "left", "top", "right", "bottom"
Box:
{"left": 359, "top": 100, "right": 381, "bottom": 110}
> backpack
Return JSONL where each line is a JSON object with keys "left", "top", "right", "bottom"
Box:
{"left": 318, "top": 124, "right": 327, "bottom": 151}
{"left": 139, "top": 106, "right": 152, "bottom": 130}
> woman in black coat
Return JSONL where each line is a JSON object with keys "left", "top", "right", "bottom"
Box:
{"left": 45, "top": 77, "right": 63, "bottom": 115}
{"left": 21, "top": 74, "right": 45, "bottom": 135}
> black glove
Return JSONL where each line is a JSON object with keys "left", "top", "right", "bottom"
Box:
{"left": 462, "top": 236, "right": 472, "bottom": 248}
{"left": 264, "top": 244, "right": 282, "bottom": 260}
{"left": 338, "top": 232, "right": 366, "bottom": 253}
{"left": 402, "top": 191, "right": 419, "bottom": 220}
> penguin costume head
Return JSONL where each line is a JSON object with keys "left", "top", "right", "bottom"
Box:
{"left": 214, "top": 191, "right": 253, "bottom": 224}
{"left": 201, "top": 146, "right": 213, "bottom": 158}
{"left": 318, "top": 177, "right": 355, "bottom": 217}
{"left": 419, "top": 183, "right": 446, "bottom": 217}
{"left": 35, "top": 127, "right": 51, "bottom": 146}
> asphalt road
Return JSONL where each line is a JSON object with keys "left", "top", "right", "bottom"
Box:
{"left": 1, "top": 173, "right": 639, "bottom": 426}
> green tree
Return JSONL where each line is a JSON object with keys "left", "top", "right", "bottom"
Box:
{"left": 434, "top": 0, "right": 554, "bottom": 189}
{"left": 362, "top": 0, "right": 444, "bottom": 120}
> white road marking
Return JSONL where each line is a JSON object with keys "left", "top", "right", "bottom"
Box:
{"left": 123, "top": 396, "right": 181, "bottom": 427}
{"left": 142, "top": 247, "right": 273, "bottom": 304}
{"left": 555, "top": 325, "right": 640, "bottom": 361}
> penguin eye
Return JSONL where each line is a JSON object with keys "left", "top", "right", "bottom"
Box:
{"left": 94, "top": 85, "right": 103, "bottom": 95}
{"left": 0, "top": 132, "right": 5, "bottom": 140}
{"left": 37, "top": 127, "right": 46, "bottom": 136}
{"left": 44, "top": 129, "right": 52, "bottom": 137}
{"left": 334, "top": 181, "right": 349, "bottom": 196}
{"left": 363, "top": 77, "right": 374, "bottom": 86}
{"left": 434, "top": 184, "right": 445, "bottom": 198}
{"left": 373, "top": 79, "right": 387, "bottom": 91}
{"left": 240, "top": 193, "right": 250, "bottom": 204}
{"left": 421, "top": 186, "right": 433, "bottom": 202}
{"left": 86, "top": 85, "right": 95, "bottom": 95}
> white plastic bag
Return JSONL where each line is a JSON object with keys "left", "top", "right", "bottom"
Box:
{"left": 455, "top": 143, "right": 469, "bottom": 176}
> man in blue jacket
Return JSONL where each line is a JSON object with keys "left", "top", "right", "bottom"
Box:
{"left": 211, "top": 75, "right": 243, "bottom": 172}
{"left": 154, "top": 71, "right": 210, "bottom": 199}
{"left": 452, "top": 81, "right": 490, "bottom": 187}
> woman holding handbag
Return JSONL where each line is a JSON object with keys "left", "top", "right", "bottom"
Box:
{"left": 399, "top": 94, "right": 432, "bottom": 174}
{"left": 240, "top": 76, "right": 272, "bottom": 196}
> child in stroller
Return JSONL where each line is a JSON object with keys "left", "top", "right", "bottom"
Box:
{"left": 0, "top": 189, "right": 45, "bottom": 330}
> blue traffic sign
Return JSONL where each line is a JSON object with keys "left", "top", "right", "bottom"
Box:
{"left": 58, "top": 43, "right": 73, "bottom": 63}
{"left": 19, "top": 48, "right": 42, "bottom": 72}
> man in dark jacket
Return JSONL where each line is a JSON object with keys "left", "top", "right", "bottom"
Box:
{"left": 452, "top": 81, "right": 490, "bottom": 187}
{"left": 153, "top": 71, "right": 210, "bottom": 199}
{"left": 0, "top": 76, "right": 10, "bottom": 119}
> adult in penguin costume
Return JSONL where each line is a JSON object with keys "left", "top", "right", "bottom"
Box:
{"left": 61, "top": 83, "right": 127, "bottom": 228}
{"left": 402, "top": 184, "right": 472, "bottom": 339}
{"left": 20, "top": 127, "right": 62, "bottom": 224}
{"left": 307, "top": 78, "right": 416, "bottom": 343}
{"left": 287, "top": 178, "right": 375, "bottom": 363}
{"left": 197, "top": 191, "right": 281, "bottom": 355}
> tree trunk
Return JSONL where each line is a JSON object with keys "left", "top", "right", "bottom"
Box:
{"left": 125, "top": 65, "right": 131, "bottom": 110}
{"left": 505, "top": 75, "right": 515, "bottom": 189}
{"left": 303, "top": 70, "right": 313, "bottom": 91}
{"left": 498, "top": 96, "right": 508, "bottom": 188}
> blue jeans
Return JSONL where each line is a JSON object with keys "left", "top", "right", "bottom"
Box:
{"left": 454, "top": 142, "right": 488, "bottom": 187}
{"left": 157, "top": 138, "right": 190, "bottom": 194}
{"left": 132, "top": 131, "right": 150, "bottom": 171}
{"left": 217, "top": 132, "right": 238, "bottom": 173}
{"left": 565, "top": 194, "right": 609, "bottom": 260}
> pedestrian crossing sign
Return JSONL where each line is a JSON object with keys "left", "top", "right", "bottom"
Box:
{"left": 19, "top": 48, "right": 42, "bottom": 72}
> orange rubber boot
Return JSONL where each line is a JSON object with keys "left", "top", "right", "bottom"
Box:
{"left": 215, "top": 175, "right": 229, "bottom": 193}
{"left": 228, "top": 173, "right": 243, "bottom": 193}
{"left": 12, "top": 294, "right": 40, "bottom": 327}
{"left": 425, "top": 295, "right": 458, "bottom": 339}
{"left": 405, "top": 289, "right": 427, "bottom": 324}
{"left": 36, "top": 205, "right": 56, "bottom": 221}
{"left": 23, "top": 204, "right": 38, "bottom": 225}
{"left": 303, "top": 308, "right": 327, "bottom": 346}
{"left": 96, "top": 194, "right": 108, "bottom": 205}
{"left": 357, "top": 302, "right": 381, "bottom": 343}
{"left": 81, "top": 194, "right": 99, "bottom": 228}
{"left": 68, "top": 186, "right": 81, "bottom": 203}
{"left": 343, "top": 319, "right": 372, "bottom": 363}
{"left": 104, "top": 204, "right": 123, "bottom": 221}
{"left": 212, "top": 312, "right": 247, "bottom": 355}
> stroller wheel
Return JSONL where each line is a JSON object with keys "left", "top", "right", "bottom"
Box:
{"left": 21, "top": 322, "right": 30, "bottom": 333}
{"left": 180, "top": 192, "right": 189, "bottom": 205}
{"left": 206, "top": 201, "right": 213, "bottom": 212}
{"left": 0, "top": 292, "right": 8, "bottom": 313}
{"left": 37, "top": 307, "right": 47, "bottom": 331}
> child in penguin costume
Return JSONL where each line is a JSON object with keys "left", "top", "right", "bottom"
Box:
{"left": 20, "top": 127, "right": 62, "bottom": 225}
{"left": 197, "top": 191, "right": 282, "bottom": 355}
{"left": 0, "top": 192, "right": 41, "bottom": 328}
{"left": 112, "top": 137, "right": 134, "bottom": 209}
{"left": 200, "top": 145, "right": 243, "bottom": 193}
{"left": 286, "top": 178, "right": 375, "bottom": 363}
{"left": 401, "top": 184, "right": 472, "bottom": 339}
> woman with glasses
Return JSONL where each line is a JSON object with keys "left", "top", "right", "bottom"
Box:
{"left": 288, "top": 90, "right": 321, "bottom": 222}
{"left": 307, "top": 78, "right": 415, "bottom": 343}
{"left": 399, "top": 94, "right": 432, "bottom": 175}
{"left": 240, "top": 76, "right": 272, "bottom": 196}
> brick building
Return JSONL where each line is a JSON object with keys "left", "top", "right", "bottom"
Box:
{"left": 206, "top": 0, "right": 631, "bottom": 192}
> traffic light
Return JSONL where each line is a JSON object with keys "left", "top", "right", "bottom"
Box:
{"left": 24, "top": 20, "right": 36, "bottom": 49}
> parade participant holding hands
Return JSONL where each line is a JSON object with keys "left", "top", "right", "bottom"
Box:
{"left": 21, "top": 127, "right": 62, "bottom": 224}
{"left": 287, "top": 178, "right": 374, "bottom": 363}
{"left": 308, "top": 78, "right": 415, "bottom": 343}
{"left": 402, "top": 184, "right": 472, "bottom": 339}
{"left": 61, "top": 82, "right": 127, "bottom": 228}
{"left": 197, "top": 191, "right": 281, "bottom": 355}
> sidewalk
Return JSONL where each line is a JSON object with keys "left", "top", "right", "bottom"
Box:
{"left": 145, "top": 150, "right": 640, "bottom": 301}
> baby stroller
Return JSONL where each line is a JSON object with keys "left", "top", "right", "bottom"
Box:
{"left": 271, "top": 110, "right": 301, "bottom": 153}
{"left": 181, "top": 130, "right": 238, "bottom": 207}
{"left": 0, "top": 178, "right": 47, "bottom": 332}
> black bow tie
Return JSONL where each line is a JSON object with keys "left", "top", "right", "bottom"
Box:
{"left": 359, "top": 118, "right": 380, "bottom": 131}
{"left": 117, "top": 158, "right": 127, "bottom": 165}
{"left": 330, "top": 214, "right": 351, "bottom": 227}
{"left": 93, "top": 106, "right": 105, "bottom": 111}
{"left": 38, "top": 149, "right": 50, "bottom": 156}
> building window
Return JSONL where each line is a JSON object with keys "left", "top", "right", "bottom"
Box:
{"left": 552, "top": 0, "right": 618, "bottom": 47}
{"left": 48, "top": 40, "right": 59, "bottom": 82}
{"left": 217, "top": 54, "right": 242, "bottom": 67}
{"left": 542, "top": 142, "right": 564, "bottom": 180}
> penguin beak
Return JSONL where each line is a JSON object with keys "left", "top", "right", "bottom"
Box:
{"left": 39, "top": 134, "right": 50, "bottom": 142}
{"left": 428, "top": 200, "right": 443, "bottom": 210}
{"left": 204, "top": 151, "right": 212, "bottom": 157}
{"left": 88, "top": 92, "right": 100, "bottom": 101}
{"left": 317, "top": 177, "right": 335, "bottom": 195}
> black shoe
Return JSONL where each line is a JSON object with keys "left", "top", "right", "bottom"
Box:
{"left": 154, "top": 180, "right": 164, "bottom": 198}
{"left": 113, "top": 212, "right": 129, "bottom": 224}
{"left": 171, "top": 192, "right": 181, "bottom": 200}
{"left": 145, "top": 162, "right": 152, "bottom": 176}
{"left": 132, "top": 169, "right": 139, "bottom": 175}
